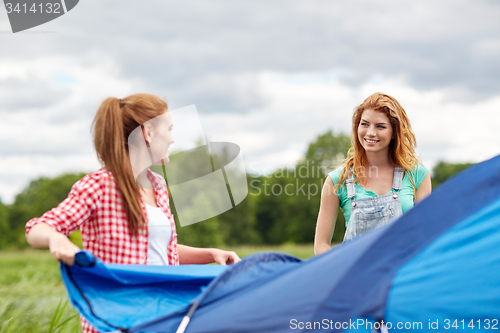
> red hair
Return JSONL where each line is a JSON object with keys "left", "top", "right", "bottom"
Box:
{"left": 337, "top": 92, "right": 419, "bottom": 192}
{"left": 92, "top": 93, "right": 167, "bottom": 236}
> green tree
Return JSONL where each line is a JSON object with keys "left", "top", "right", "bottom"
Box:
{"left": 431, "top": 161, "right": 475, "bottom": 188}
{"left": 153, "top": 143, "right": 261, "bottom": 248}
{"left": 149, "top": 164, "right": 225, "bottom": 248}
{"left": 303, "top": 130, "right": 351, "bottom": 169}
{"left": 254, "top": 130, "right": 351, "bottom": 245}
{"left": 0, "top": 200, "right": 10, "bottom": 249}
{"left": 8, "top": 173, "right": 87, "bottom": 248}
{"left": 217, "top": 182, "right": 261, "bottom": 246}
{"left": 253, "top": 175, "right": 295, "bottom": 244}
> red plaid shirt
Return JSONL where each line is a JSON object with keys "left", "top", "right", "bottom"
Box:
{"left": 25, "top": 168, "right": 179, "bottom": 333}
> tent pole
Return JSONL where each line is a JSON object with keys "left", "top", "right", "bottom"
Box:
{"left": 175, "top": 302, "right": 199, "bottom": 333}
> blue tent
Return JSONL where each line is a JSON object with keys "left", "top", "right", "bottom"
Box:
{"left": 62, "top": 155, "right": 500, "bottom": 332}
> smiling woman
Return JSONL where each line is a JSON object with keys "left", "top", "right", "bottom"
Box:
{"left": 314, "top": 92, "right": 432, "bottom": 254}
{"left": 358, "top": 109, "right": 393, "bottom": 155}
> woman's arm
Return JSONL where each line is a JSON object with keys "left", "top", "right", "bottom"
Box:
{"left": 26, "top": 223, "right": 80, "bottom": 265}
{"left": 314, "top": 177, "right": 340, "bottom": 255}
{"left": 177, "top": 244, "right": 241, "bottom": 265}
{"left": 415, "top": 171, "right": 432, "bottom": 202}
{"left": 25, "top": 175, "right": 99, "bottom": 265}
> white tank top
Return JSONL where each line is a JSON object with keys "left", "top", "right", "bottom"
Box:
{"left": 145, "top": 203, "right": 172, "bottom": 266}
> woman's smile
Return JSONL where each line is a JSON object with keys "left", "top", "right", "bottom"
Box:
{"left": 357, "top": 109, "right": 393, "bottom": 154}
{"left": 364, "top": 138, "right": 379, "bottom": 145}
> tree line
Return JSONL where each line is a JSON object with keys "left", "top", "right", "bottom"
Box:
{"left": 0, "top": 130, "right": 475, "bottom": 249}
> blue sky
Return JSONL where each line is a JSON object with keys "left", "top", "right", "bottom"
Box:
{"left": 1, "top": 0, "right": 500, "bottom": 203}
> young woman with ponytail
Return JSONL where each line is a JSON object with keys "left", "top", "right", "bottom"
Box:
{"left": 314, "top": 93, "right": 432, "bottom": 254}
{"left": 25, "top": 93, "right": 240, "bottom": 333}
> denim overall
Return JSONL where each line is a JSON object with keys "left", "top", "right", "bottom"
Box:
{"left": 343, "top": 166, "right": 405, "bottom": 242}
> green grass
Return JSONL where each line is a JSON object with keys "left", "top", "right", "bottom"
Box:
{"left": 0, "top": 245, "right": 315, "bottom": 332}
{"left": 0, "top": 249, "right": 80, "bottom": 333}
{"left": 225, "top": 244, "right": 315, "bottom": 260}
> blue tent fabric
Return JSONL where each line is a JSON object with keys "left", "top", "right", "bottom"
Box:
{"left": 130, "top": 252, "right": 303, "bottom": 333}
{"left": 386, "top": 197, "right": 500, "bottom": 329}
{"left": 62, "top": 155, "right": 500, "bottom": 332}
{"left": 61, "top": 251, "right": 227, "bottom": 332}
{"left": 61, "top": 251, "right": 302, "bottom": 332}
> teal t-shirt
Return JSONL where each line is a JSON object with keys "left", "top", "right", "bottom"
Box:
{"left": 329, "top": 164, "right": 429, "bottom": 226}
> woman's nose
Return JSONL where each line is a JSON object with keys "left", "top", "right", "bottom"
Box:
{"left": 367, "top": 126, "right": 376, "bottom": 136}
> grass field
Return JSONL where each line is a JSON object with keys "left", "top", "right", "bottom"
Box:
{"left": 0, "top": 245, "right": 315, "bottom": 332}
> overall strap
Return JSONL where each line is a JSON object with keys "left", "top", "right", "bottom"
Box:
{"left": 346, "top": 168, "right": 356, "bottom": 199}
{"left": 392, "top": 166, "right": 405, "bottom": 191}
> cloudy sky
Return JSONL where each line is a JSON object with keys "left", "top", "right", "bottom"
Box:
{"left": 1, "top": 0, "right": 499, "bottom": 203}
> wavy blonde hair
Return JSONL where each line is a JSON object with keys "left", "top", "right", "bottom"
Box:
{"left": 336, "top": 92, "right": 419, "bottom": 192}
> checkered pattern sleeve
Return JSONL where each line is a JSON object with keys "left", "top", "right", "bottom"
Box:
{"left": 81, "top": 317, "right": 98, "bottom": 333}
{"left": 25, "top": 173, "right": 102, "bottom": 236}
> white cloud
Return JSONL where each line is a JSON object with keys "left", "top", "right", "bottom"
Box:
{"left": 1, "top": 0, "right": 500, "bottom": 202}
{"left": 198, "top": 72, "right": 500, "bottom": 175}
{"left": 0, "top": 153, "right": 101, "bottom": 203}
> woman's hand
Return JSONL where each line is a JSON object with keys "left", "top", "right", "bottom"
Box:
{"left": 26, "top": 223, "right": 80, "bottom": 266}
{"left": 49, "top": 232, "right": 81, "bottom": 266}
{"left": 211, "top": 249, "right": 241, "bottom": 265}
{"left": 177, "top": 244, "right": 241, "bottom": 265}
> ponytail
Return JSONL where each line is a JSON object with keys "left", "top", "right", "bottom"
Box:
{"left": 92, "top": 94, "right": 167, "bottom": 236}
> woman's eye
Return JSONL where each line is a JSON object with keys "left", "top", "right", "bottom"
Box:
{"left": 378, "top": 125, "right": 385, "bottom": 129}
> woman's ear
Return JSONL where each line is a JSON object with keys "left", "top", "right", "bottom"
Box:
{"left": 141, "top": 124, "right": 153, "bottom": 145}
